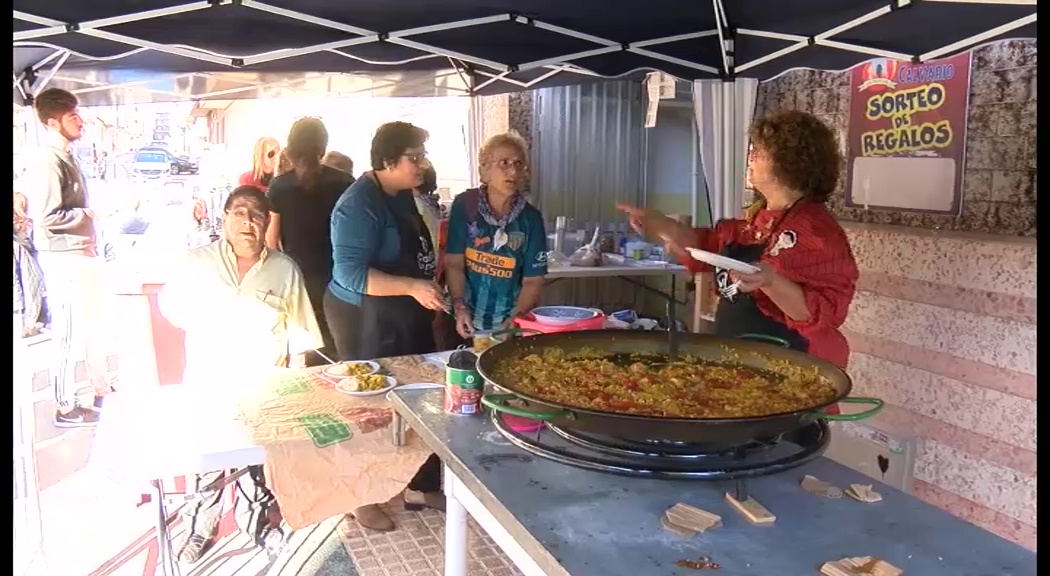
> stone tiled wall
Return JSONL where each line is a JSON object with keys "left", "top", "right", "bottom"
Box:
{"left": 755, "top": 39, "right": 1037, "bottom": 237}
{"left": 752, "top": 39, "right": 1039, "bottom": 550}
{"left": 478, "top": 91, "right": 535, "bottom": 195}
{"left": 840, "top": 224, "right": 1036, "bottom": 551}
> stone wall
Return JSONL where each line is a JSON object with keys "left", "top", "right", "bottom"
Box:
{"left": 752, "top": 39, "right": 1039, "bottom": 550}
{"left": 478, "top": 91, "right": 535, "bottom": 194}
{"left": 754, "top": 39, "right": 1037, "bottom": 237}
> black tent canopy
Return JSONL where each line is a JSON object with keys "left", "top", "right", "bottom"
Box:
{"left": 13, "top": 0, "right": 1037, "bottom": 105}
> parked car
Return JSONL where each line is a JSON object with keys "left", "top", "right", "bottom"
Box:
{"left": 140, "top": 147, "right": 199, "bottom": 176}
{"left": 131, "top": 150, "right": 170, "bottom": 179}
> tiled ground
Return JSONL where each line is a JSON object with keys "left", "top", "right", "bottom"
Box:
{"left": 337, "top": 502, "right": 523, "bottom": 576}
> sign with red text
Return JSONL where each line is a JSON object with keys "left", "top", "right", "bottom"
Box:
{"left": 845, "top": 53, "right": 972, "bottom": 215}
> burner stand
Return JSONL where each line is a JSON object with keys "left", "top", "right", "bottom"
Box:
{"left": 491, "top": 413, "right": 831, "bottom": 481}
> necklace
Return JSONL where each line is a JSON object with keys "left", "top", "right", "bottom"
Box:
{"left": 477, "top": 186, "right": 526, "bottom": 251}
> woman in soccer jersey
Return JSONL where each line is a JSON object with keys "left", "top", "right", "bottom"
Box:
{"left": 445, "top": 132, "right": 548, "bottom": 338}
{"left": 619, "top": 110, "right": 858, "bottom": 370}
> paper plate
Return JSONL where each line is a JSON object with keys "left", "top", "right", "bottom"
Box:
{"left": 685, "top": 248, "right": 761, "bottom": 274}
{"left": 395, "top": 383, "right": 445, "bottom": 391}
{"left": 322, "top": 360, "right": 380, "bottom": 380}
{"left": 335, "top": 375, "right": 397, "bottom": 397}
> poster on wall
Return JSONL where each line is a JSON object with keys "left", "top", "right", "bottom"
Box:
{"left": 845, "top": 52, "right": 972, "bottom": 215}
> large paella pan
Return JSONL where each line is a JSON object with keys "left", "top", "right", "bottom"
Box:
{"left": 478, "top": 330, "right": 883, "bottom": 448}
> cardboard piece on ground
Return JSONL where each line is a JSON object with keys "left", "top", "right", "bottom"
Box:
{"left": 801, "top": 474, "right": 844, "bottom": 499}
{"left": 660, "top": 514, "right": 698, "bottom": 537}
{"left": 846, "top": 484, "right": 883, "bottom": 503}
{"left": 664, "top": 503, "right": 723, "bottom": 533}
{"left": 820, "top": 556, "right": 903, "bottom": 576}
{"left": 724, "top": 492, "right": 776, "bottom": 525}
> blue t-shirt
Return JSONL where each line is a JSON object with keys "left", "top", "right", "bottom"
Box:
{"left": 446, "top": 193, "right": 548, "bottom": 330}
{"left": 329, "top": 176, "right": 424, "bottom": 306}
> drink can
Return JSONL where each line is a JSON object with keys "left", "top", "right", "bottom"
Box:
{"left": 444, "top": 365, "right": 483, "bottom": 416}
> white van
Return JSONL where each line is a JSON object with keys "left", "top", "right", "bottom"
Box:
{"left": 131, "top": 149, "right": 170, "bottom": 180}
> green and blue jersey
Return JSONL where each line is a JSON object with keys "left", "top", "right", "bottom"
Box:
{"left": 445, "top": 194, "right": 548, "bottom": 330}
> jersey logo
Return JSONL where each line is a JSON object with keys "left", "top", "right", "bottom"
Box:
{"left": 506, "top": 231, "right": 525, "bottom": 251}
{"left": 465, "top": 247, "right": 517, "bottom": 279}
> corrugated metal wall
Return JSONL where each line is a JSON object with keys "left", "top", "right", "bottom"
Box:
{"left": 530, "top": 81, "right": 646, "bottom": 227}
{"left": 528, "top": 81, "right": 651, "bottom": 313}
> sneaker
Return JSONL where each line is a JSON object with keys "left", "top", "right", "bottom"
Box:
{"left": 177, "top": 533, "right": 211, "bottom": 564}
{"left": 54, "top": 407, "right": 100, "bottom": 428}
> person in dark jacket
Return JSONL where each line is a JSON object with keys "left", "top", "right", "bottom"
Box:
{"left": 324, "top": 121, "right": 445, "bottom": 532}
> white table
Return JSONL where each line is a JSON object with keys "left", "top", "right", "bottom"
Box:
{"left": 546, "top": 261, "right": 689, "bottom": 327}
{"left": 545, "top": 261, "right": 686, "bottom": 279}
{"left": 90, "top": 385, "right": 266, "bottom": 576}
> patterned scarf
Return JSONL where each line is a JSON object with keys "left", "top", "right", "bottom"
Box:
{"left": 477, "top": 185, "right": 526, "bottom": 229}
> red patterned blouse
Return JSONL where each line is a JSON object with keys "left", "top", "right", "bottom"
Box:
{"left": 683, "top": 201, "right": 859, "bottom": 369}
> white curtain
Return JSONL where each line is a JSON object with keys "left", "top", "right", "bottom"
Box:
{"left": 692, "top": 79, "right": 759, "bottom": 222}
{"left": 465, "top": 95, "right": 484, "bottom": 189}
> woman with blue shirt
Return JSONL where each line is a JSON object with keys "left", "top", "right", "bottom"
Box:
{"left": 445, "top": 132, "right": 548, "bottom": 338}
{"left": 324, "top": 121, "right": 446, "bottom": 532}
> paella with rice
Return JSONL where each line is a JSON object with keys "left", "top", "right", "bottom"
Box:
{"left": 491, "top": 347, "right": 838, "bottom": 419}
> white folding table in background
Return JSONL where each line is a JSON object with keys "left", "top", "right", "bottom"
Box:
{"left": 545, "top": 261, "right": 690, "bottom": 328}
{"left": 89, "top": 385, "right": 266, "bottom": 576}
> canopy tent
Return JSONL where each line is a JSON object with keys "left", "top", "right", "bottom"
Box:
{"left": 12, "top": 0, "right": 1037, "bottom": 228}
{"left": 13, "top": 0, "right": 1036, "bottom": 106}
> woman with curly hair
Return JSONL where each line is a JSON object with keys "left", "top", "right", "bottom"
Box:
{"left": 619, "top": 110, "right": 858, "bottom": 369}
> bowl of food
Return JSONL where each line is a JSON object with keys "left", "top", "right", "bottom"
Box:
{"left": 322, "top": 360, "right": 380, "bottom": 381}
{"left": 473, "top": 330, "right": 500, "bottom": 353}
{"left": 336, "top": 374, "right": 397, "bottom": 397}
{"left": 529, "top": 306, "right": 602, "bottom": 327}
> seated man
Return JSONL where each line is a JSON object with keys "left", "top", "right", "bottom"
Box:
{"left": 160, "top": 185, "right": 323, "bottom": 564}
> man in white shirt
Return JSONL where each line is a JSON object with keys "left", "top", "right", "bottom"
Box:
{"left": 25, "top": 88, "right": 111, "bottom": 428}
{"left": 160, "top": 185, "right": 323, "bottom": 564}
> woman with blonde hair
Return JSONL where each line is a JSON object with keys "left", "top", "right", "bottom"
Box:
{"left": 239, "top": 136, "right": 281, "bottom": 191}
{"left": 444, "top": 132, "right": 548, "bottom": 338}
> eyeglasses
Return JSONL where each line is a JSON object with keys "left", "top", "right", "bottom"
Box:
{"left": 226, "top": 207, "right": 267, "bottom": 225}
{"left": 402, "top": 152, "right": 429, "bottom": 166}
{"left": 488, "top": 158, "right": 526, "bottom": 172}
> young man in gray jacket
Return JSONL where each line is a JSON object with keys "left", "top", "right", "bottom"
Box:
{"left": 25, "top": 88, "right": 110, "bottom": 427}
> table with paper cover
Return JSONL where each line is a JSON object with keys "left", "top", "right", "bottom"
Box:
{"left": 90, "top": 355, "right": 446, "bottom": 574}
{"left": 236, "top": 355, "right": 444, "bottom": 528}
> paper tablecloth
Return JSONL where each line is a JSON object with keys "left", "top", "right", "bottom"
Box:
{"left": 236, "top": 355, "right": 444, "bottom": 529}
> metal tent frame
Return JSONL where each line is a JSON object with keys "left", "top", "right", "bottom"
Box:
{"left": 13, "top": 0, "right": 1037, "bottom": 105}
